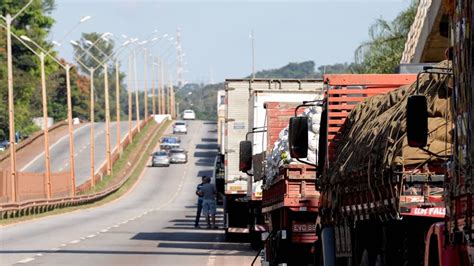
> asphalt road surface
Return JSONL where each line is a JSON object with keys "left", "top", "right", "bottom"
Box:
{"left": 0, "top": 121, "right": 255, "bottom": 265}
{"left": 21, "top": 121, "right": 137, "bottom": 186}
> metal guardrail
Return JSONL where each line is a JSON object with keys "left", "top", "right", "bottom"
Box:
{"left": 0, "top": 117, "right": 169, "bottom": 220}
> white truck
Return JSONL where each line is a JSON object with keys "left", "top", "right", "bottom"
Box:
{"left": 223, "top": 78, "right": 324, "bottom": 246}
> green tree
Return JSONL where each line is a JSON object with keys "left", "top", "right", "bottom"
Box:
{"left": 354, "top": 1, "right": 418, "bottom": 73}
{"left": 0, "top": 0, "right": 57, "bottom": 138}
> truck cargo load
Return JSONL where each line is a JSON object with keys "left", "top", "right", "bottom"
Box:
{"left": 314, "top": 66, "right": 452, "bottom": 265}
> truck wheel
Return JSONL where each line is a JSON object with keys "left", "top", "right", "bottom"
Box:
{"left": 360, "top": 249, "right": 370, "bottom": 266}
{"left": 250, "top": 232, "right": 263, "bottom": 250}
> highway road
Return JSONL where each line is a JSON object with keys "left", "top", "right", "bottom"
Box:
{"left": 21, "top": 121, "right": 137, "bottom": 186}
{"left": 0, "top": 121, "right": 255, "bottom": 265}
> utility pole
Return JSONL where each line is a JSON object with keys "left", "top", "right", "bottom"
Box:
{"left": 176, "top": 28, "right": 184, "bottom": 88}
{"left": 251, "top": 29, "right": 255, "bottom": 79}
{"left": 115, "top": 60, "right": 121, "bottom": 154}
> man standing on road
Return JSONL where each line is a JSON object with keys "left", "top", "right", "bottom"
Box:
{"left": 194, "top": 176, "right": 206, "bottom": 228}
{"left": 200, "top": 176, "right": 218, "bottom": 229}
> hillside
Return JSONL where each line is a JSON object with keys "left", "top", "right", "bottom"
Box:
{"left": 176, "top": 61, "right": 353, "bottom": 120}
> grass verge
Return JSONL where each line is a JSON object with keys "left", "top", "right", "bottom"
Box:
{"left": 0, "top": 119, "right": 171, "bottom": 226}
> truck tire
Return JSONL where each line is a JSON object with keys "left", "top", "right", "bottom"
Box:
{"left": 250, "top": 231, "right": 263, "bottom": 250}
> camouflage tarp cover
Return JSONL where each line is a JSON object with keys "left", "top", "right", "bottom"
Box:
{"left": 326, "top": 61, "right": 453, "bottom": 185}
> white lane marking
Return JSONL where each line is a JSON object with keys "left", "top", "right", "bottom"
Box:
{"left": 100, "top": 229, "right": 109, "bottom": 233}
{"left": 17, "top": 258, "right": 35, "bottom": 264}
{"left": 60, "top": 244, "right": 67, "bottom": 247}
{"left": 206, "top": 227, "right": 221, "bottom": 266}
{"left": 69, "top": 240, "right": 80, "bottom": 244}
{"left": 21, "top": 124, "right": 91, "bottom": 171}
{"left": 36, "top": 254, "right": 43, "bottom": 257}
{"left": 113, "top": 224, "right": 120, "bottom": 228}
{"left": 86, "top": 234, "right": 96, "bottom": 238}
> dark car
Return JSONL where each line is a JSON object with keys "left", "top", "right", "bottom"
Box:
{"left": 160, "top": 136, "right": 181, "bottom": 150}
{"left": 151, "top": 151, "right": 170, "bottom": 167}
{"left": 169, "top": 148, "right": 188, "bottom": 163}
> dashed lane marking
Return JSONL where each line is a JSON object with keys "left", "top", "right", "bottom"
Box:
{"left": 17, "top": 258, "right": 35, "bottom": 264}
{"left": 69, "top": 240, "right": 80, "bottom": 244}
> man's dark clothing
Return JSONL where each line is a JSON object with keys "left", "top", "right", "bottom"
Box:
{"left": 194, "top": 183, "right": 204, "bottom": 227}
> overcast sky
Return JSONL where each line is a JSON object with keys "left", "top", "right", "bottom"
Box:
{"left": 49, "top": 0, "right": 413, "bottom": 85}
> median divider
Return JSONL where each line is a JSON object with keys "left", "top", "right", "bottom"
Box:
{"left": 0, "top": 116, "right": 171, "bottom": 221}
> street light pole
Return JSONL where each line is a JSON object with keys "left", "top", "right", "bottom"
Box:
{"left": 65, "top": 65, "right": 76, "bottom": 196}
{"left": 39, "top": 52, "right": 52, "bottom": 198}
{"left": 143, "top": 48, "right": 148, "bottom": 120}
{"left": 3, "top": 0, "right": 34, "bottom": 202}
{"left": 6, "top": 15, "right": 17, "bottom": 202}
{"left": 115, "top": 60, "right": 122, "bottom": 154}
{"left": 127, "top": 55, "right": 133, "bottom": 143}
{"left": 133, "top": 50, "right": 141, "bottom": 132}
{"left": 104, "top": 64, "right": 112, "bottom": 176}
{"left": 151, "top": 57, "right": 156, "bottom": 116}
{"left": 89, "top": 67, "right": 96, "bottom": 187}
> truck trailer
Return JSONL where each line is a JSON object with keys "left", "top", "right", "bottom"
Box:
{"left": 224, "top": 79, "right": 323, "bottom": 245}
{"left": 290, "top": 72, "right": 451, "bottom": 265}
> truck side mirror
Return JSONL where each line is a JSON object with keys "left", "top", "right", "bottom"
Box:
{"left": 289, "top": 117, "right": 308, "bottom": 158}
{"left": 239, "top": 140, "right": 252, "bottom": 172}
{"left": 407, "top": 95, "right": 428, "bottom": 147}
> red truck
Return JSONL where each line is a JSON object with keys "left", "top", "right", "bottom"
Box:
{"left": 415, "top": 1, "right": 473, "bottom": 264}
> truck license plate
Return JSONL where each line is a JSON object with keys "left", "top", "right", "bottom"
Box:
{"left": 292, "top": 223, "right": 316, "bottom": 233}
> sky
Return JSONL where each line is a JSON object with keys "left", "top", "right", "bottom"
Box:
{"left": 49, "top": 0, "right": 413, "bottom": 85}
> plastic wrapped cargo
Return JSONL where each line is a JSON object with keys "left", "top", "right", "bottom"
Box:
{"left": 264, "top": 103, "right": 322, "bottom": 187}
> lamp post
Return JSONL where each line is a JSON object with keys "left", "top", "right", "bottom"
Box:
{"left": 1, "top": 0, "right": 34, "bottom": 202}
{"left": 18, "top": 16, "right": 90, "bottom": 198}
{"left": 72, "top": 37, "right": 131, "bottom": 179}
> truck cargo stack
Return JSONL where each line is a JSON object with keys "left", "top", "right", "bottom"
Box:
{"left": 290, "top": 71, "right": 453, "bottom": 265}
{"left": 259, "top": 101, "right": 322, "bottom": 265}
{"left": 224, "top": 79, "right": 323, "bottom": 246}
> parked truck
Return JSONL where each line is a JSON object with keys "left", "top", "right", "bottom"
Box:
{"left": 413, "top": 1, "right": 473, "bottom": 264}
{"left": 289, "top": 71, "right": 452, "bottom": 265}
{"left": 224, "top": 79, "right": 323, "bottom": 245}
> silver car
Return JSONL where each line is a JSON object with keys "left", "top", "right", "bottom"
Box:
{"left": 173, "top": 121, "right": 187, "bottom": 134}
{"left": 169, "top": 148, "right": 188, "bottom": 164}
{"left": 152, "top": 151, "right": 170, "bottom": 167}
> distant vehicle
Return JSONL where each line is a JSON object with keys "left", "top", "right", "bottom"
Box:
{"left": 173, "top": 121, "right": 187, "bottom": 134}
{"left": 160, "top": 136, "right": 181, "bottom": 150}
{"left": 0, "top": 140, "right": 9, "bottom": 152}
{"left": 151, "top": 151, "right": 170, "bottom": 167}
{"left": 169, "top": 148, "right": 188, "bottom": 163}
{"left": 182, "top": 109, "right": 195, "bottom": 120}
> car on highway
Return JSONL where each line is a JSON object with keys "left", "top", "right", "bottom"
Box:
{"left": 151, "top": 151, "right": 170, "bottom": 167}
{"left": 173, "top": 121, "right": 187, "bottom": 134}
{"left": 160, "top": 136, "right": 181, "bottom": 150}
{"left": 182, "top": 109, "right": 196, "bottom": 120}
{"left": 169, "top": 148, "right": 188, "bottom": 164}
{"left": 0, "top": 140, "right": 9, "bottom": 152}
